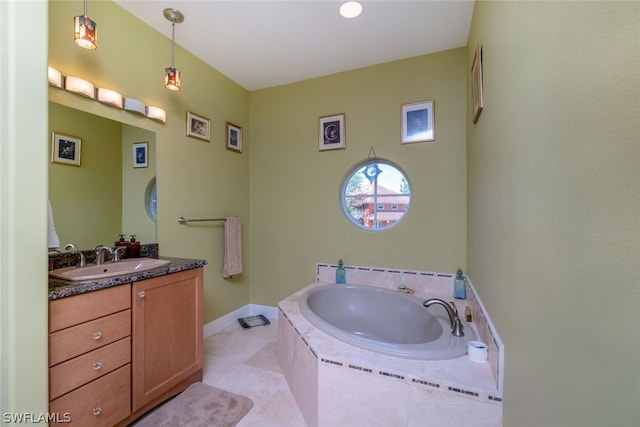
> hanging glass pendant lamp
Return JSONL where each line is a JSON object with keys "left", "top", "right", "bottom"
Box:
{"left": 74, "top": 0, "right": 97, "bottom": 49}
{"left": 163, "top": 8, "right": 184, "bottom": 91}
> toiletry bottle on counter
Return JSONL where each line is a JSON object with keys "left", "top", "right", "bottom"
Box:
{"left": 115, "top": 234, "right": 129, "bottom": 258}
{"left": 129, "top": 235, "right": 140, "bottom": 258}
{"left": 454, "top": 268, "right": 466, "bottom": 299}
{"left": 336, "top": 259, "right": 346, "bottom": 284}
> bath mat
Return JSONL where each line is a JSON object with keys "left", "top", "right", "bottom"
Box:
{"left": 133, "top": 382, "right": 254, "bottom": 427}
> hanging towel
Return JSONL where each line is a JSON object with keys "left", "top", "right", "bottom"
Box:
{"left": 48, "top": 199, "right": 60, "bottom": 249}
{"left": 223, "top": 217, "right": 243, "bottom": 278}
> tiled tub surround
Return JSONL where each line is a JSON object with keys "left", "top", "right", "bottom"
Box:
{"left": 277, "top": 263, "right": 503, "bottom": 427}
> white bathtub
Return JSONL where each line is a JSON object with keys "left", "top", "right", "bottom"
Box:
{"left": 278, "top": 275, "right": 503, "bottom": 427}
{"left": 299, "top": 283, "right": 475, "bottom": 360}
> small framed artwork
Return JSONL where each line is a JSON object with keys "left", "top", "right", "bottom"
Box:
{"left": 186, "top": 111, "right": 210, "bottom": 142}
{"left": 319, "top": 113, "right": 345, "bottom": 151}
{"left": 225, "top": 122, "right": 242, "bottom": 153}
{"left": 472, "top": 44, "right": 484, "bottom": 124}
{"left": 51, "top": 132, "right": 81, "bottom": 166}
{"left": 133, "top": 142, "right": 148, "bottom": 168}
{"left": 401, "top": 100, "right": 435, "bottom": 144}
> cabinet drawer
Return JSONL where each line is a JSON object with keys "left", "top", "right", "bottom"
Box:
{"left": 49, "top": 364, "right": 130, "bottom": 427}
{"left": 49, "top": 310, "right": 131, "bottom": 366}
{"left": 49, "top": 284, "right": 131, "bottom": 333}
{"left": 50, "top": 337, "right": 131, "bottom": 400}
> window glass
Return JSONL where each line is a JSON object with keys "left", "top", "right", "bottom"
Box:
{"left": 145, "top": 177, "right": 157, "bottom": 222}
{"left": 340, "top": 159, "right": 411, "bottom": 231}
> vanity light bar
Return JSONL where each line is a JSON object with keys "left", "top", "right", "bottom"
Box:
{"left": 96, "top": 88, "right": 123, "bottom": 108}
{"left": 124, "top": 98, "right": 146, "bottom": 115}
{"left": 48, "top": 66, "right": 167, "bottom": 124}
{"left": 65, "top": 75, "right": 95, "bottom": 99}
{"left": 145, "top": 106, "right": 166, "bottom": 123}
{"left": 48, "top": 67, "right": 63, "bottom": 88}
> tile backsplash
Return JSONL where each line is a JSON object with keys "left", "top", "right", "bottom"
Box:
{"left": 316, "top": 262, "right": 504, "bottom": 396}
{"left": 49, "top": 243, "right": 159, "bottom": 270}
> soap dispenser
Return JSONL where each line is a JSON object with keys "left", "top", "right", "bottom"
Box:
{"left": 115, "top": 234, "right": 129, "bottom": 258}
{"left": 336, "top": 259, "right": 346, "bottom": 284}
{"left": 129, "top": 235, "right": 140, "bottom": 258}
{"left": 454, "top": 268, "right": 466, "bottom": 299}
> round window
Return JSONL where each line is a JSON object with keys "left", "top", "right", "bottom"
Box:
{"left": 340, "top": 159, "right": 411, "bottom": 230}
{"left": 145, "top": 177, "right": 157, "bottom": 222}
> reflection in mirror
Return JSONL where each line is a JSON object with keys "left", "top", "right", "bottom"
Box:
{"left": 340, "top": 159, "right": 411, "bottom": 230}
{"left": 49, "top": 103, "right": 156, "bottom": 249}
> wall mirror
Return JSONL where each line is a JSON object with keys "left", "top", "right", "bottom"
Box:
{"left": 49, "top": 102, "right": 157, "bottom": 249}
{"left": 340, "top": 158, "right": 411, "bottom": 230}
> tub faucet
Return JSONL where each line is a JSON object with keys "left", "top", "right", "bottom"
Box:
{"left": 65, "top": 243, "right": 86, "bottom": 267}
{"left": 94, "top": 245, "right": 113, "bottom": 265}
{"left": 423, "top": 299, "right": 465, "bottom": 337}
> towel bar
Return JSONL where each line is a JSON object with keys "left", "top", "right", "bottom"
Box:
{"left": 178, "top": 216, "right": 226, "bottom": 224}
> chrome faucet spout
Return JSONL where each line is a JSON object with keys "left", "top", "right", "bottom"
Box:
{"left": 423, "top": 299, "right": 465, "bottom": 337}
{"left": 94, "top": 245, "right": 114, "bottom": 265}
{"left": 64, "top": 243, "right": 86, "bottom": 267}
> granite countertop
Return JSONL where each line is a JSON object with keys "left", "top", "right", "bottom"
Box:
{"left": 48, "top": 257, "right": 207, "bottom": 300}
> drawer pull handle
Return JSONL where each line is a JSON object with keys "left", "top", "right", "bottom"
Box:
{"left": 138, "top": 291, "right": 146, "bottom": 298}
{"left": 93, "top": 362, "right": 102, "bottom": 371}
{"left": 92, "top": 332, "right": 102, "bottom": 340}
{"left": 93, "top": 407, "right": 102, "bottom": 416}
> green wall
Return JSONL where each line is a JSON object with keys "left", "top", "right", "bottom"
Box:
{"left": 467, "top": 1, "right": 640, "bottom": 426}
{"left": 249, "top": 48, "right": 467, "bottom": 305}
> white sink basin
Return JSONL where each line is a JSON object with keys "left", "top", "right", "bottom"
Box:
{"left": 49, "top": 258, "right": 171, "bottom": 282}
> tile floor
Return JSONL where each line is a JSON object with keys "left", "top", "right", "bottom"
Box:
{"left": 201, "top": 317, "right": 307, "bottom": 426}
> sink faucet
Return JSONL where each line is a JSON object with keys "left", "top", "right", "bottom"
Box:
{"left": 113, "top": 246, "right": 126, "bottom": 262}
{"left": 64, "top": 243, "right": 86, "bottom": 267}
{"left": 423, "top": 299, "right": 465, "bottom": 337}
{"left": 94, "top": 245, "right": 114, "bottom": 265}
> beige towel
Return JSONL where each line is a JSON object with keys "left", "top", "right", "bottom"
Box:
{"left": 223, "top": 217, "right": 243, "bottom": 278}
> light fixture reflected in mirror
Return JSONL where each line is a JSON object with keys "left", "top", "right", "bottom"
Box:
{"left": 74, "top": 0, "right": 97, "bottom": 49}
{"left": 163, "top": 8, "right": 184, "bottom": 91}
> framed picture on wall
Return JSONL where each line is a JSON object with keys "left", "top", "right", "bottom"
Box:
{"left": 472, "top": 44, "right": 484, "bottom": 124}
{"left": 186, "top": 111, "right": 210, "bottom": 142}
{"left": 225, "top": 122, "right": 242, "bottom": 153}
{"left": 401, "top": 100, "right": 435, "bottom": 144}
{"left": 318, "top": 113, "right": 345, "bottom": 151}
{"left": 133, "top": 142, "right": 148, "bottom": 168}
{"left": 51, "top": 132, "right": 81, "bottom": 166}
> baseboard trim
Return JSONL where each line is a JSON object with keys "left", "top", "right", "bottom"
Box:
{"left": 203, "top": 304, "right": 278, "bottom": 338}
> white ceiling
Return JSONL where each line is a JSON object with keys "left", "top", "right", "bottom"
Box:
{"left": 114, "top": 1, "right": 475, "bottom": 91}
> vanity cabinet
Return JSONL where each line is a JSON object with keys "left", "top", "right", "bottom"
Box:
{"left": 132, "top": 267, "right": 203, "bottom": 412}
{"left": 48, "top": 284, "right": 132, "bottom": 427}
{"left": 48, "top": 266, "right": 204, "bottom": 426}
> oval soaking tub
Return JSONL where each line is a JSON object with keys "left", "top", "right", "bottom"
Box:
{"left": 299, "top": 284, "right": 475, "bottom": 360}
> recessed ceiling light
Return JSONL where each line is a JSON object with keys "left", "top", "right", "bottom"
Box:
{"left": 340, "top": 1, "right": 363, "bottom": 19}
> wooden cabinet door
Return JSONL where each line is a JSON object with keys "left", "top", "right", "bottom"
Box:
{"left": 131, "top": 268, "right": 203, "bottom": 411}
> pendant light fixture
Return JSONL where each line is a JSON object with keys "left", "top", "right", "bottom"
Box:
{"left": 74, "top": 0, "right": 97, "bottom": 49}
{"left": 163, "top": 8, "right": 184, "bottom": 91}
